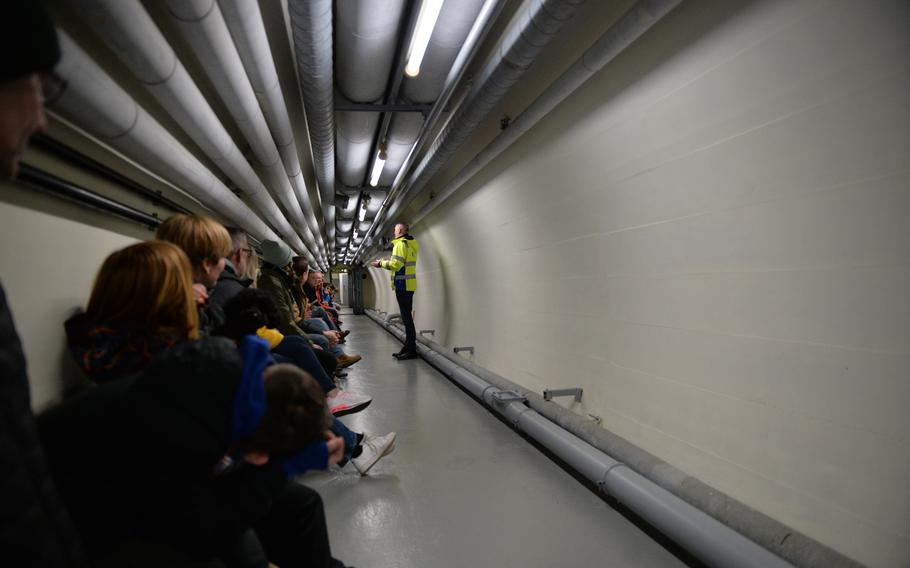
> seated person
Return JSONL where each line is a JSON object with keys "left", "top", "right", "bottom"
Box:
{"left": 40, "top": 335, "right": 353, "bottom": 567}
{"left": 301, "top": 269, "right": 344, "bottom": 334}
{"left": 65, "top": 241, "right": 199, "bottom": 383}
{"left": 217, "top": 288, "right": 371, "bottom": 418}
{"left": 155, "top": 213, "right": 233, "bottom": 335}
{"left": 208, "top": 227, "right": 341, "bottom": 380}
{"left": 208, "top": 226, "right": 254, "bottom": 312}
{"left": 218, "top": 289, "right": 396, "bottom": 475}
{"left": 258, "top": 240, "right": 360, "bottom": 368}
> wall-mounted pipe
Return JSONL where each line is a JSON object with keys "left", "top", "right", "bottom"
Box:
{"left": 62, "top": 0, "right": 307, "bottom": 254}
{"left": 166, "top": 0, "right": 317, "bottom": 263}
{"left": 30, "top": 134, "right": 191, "bottom": 216}
{"left": 366, "top": 310, "right": 859, "bottom": 568}
{"left": 18, "top": 164, "right": 162, "bottom": 229}
{"left": 219, "top": 0, "right": 325, "bottom": 249}
{"left": 412, "top": 0, "right": 683, "bottom": 226}
{"left": 51, "top": 31, "right": 280, "bottom": 244}
{"left": 288, "top": 0, "right": 336, "bottom": 255}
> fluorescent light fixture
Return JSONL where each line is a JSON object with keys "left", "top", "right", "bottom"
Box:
{"left": 358, "top": 204, "right": 367, "bottom": 222}
{"left": 405, "top": 0, "right": 444, "bottom": 77}
{"left": 369, "top": 149, "right": 387, "bottom": 187}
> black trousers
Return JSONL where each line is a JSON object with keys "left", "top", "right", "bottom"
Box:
{"left": 222, "top": 482, "right": 340, "bottom": 568}
{"left": 396, "top": 290, "right": 416, "bottom": 353}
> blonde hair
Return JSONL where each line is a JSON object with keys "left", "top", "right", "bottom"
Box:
{"left": 86, "top": 241, "right": 199, "bottom": 339}
{"left": 155, "top": 213, "right": 231, "bottom": 269}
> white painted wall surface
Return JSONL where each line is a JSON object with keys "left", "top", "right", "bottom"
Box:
{"left": 0, "top": 193, "right": 139, "bottom": 411}
{"left": 367, "top": 1, "right": 910, "bottom": 565}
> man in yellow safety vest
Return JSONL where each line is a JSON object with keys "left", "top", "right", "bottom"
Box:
{"left": 371, "top": 223, "right": 419, "bottom": 360}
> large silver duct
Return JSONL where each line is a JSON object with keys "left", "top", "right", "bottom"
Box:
{"left": 367, "top": 311, "right": 857, "bottom": 568}
{"left": 368, "top": 0, "right": 585, "bottom": 248}
{"left": 334, "top": 0, "right": 406, "bottom": 258}
{"left": 52, "top": 31, "right": 281, "bottom": 244}
{"left": 288, "top": 0, "right": 336, "bottom": 256}
{"left": 411, "top": 0, "right": 684, "bottom": 226}
{"left": 219, "top": 0, "right": 325, "bottom": 253}
{"left": 165, "top": 0, "right": 317, "bottom": 263}
{"left": 62, "top": 0, "right": 307, "bottom": 254}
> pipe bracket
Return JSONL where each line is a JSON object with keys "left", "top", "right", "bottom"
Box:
{"left": 543, "top": 387, "right": 583, "bottom": 402}
{"left": 490, "top": 390, "right": 527, "bottom": 404}
{"left": 419, "top": 329, "right": 435, "bottom": 336}
{"left": 453, "top": 346, "right": 474, "bottom": 356}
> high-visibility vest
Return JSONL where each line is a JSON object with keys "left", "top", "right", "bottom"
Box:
{"left": 379, "top": 235, "right": 418, "bottom": 292}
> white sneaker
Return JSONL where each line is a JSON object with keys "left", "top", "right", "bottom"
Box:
{"left": 351, "top": 432, "right": 397, "bottom": 475}
{"left": 329, "top": 391, "right": 372, "bottom": 417}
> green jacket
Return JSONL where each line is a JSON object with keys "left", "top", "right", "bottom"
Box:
{"left": 379, "top": 235, "right": 418, "bottom": 292}
{"left": 256, "top": 264, "right": 306, "bottom": 337}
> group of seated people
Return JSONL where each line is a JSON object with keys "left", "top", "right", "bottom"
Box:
{"left": 39, "top": 213, "right": 397, "bottom": 567}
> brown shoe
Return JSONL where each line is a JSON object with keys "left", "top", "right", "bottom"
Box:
{"left": 336, "top": 354, "right": 362, "bottom": 369}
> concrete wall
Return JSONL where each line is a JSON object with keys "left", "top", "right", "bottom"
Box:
{"left": 368, "top": 0, "right": 910, "bottom": 565}
{"left": 0, "top": 182, "right": 143, "bottom": 411}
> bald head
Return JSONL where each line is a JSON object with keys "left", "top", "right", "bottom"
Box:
{"left": 394, "top": 223, "right": 409, "bottom": 238}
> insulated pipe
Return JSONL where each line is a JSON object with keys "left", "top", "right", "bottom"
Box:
{"left": 365, "top": 310, "right": 795, "bottom": 568}
{"left": 219, "top": 0, "right": 325, "bottom": 249}
{"left": 52, "top": 31, "right": 280, "bottom": 244}
{"left": 63, "top": 0, "right": 307, "bottom": 254}
{"left": 359, "top": 0, "right": 584, "bottom": 261}
{"left": 335, "top": 0, "right": 406, "bottom": 103}
{"left": 165, "top": 0, "right": 317, "bottom": 263}
{"left": 367, "top": 311, "right": 860, "bottom": 568}
{"left": 412, "top": 0, "right": 683, "bottom": 225}
{"left": 288, "top": 0, "right": 336, "bottom": 254}
{"left": 351, "top": 0, "right": 506, "bottom": 262}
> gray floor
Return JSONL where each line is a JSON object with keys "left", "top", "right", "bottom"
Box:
{"left": 301, "top": 313, "right": 686, "bottom": 568}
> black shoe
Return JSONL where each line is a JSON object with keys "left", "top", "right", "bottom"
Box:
{"left": 334, "top": 370, "right": 348, "bottom": 378}
{"left": 395, "top": 351, "right": 418, "bottom": 360}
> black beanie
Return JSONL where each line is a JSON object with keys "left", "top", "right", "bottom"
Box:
{"left": 0, "top": 1, "right": 60, "bottom": 84}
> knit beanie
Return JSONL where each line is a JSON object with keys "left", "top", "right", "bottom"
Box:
{"left": 261, "top": 239, "right": 293, "bottom": 268}
{"left": 0, "top": 1, "right": 60, "bottom": 83}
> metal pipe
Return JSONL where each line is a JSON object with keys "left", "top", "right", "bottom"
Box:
{"left": 62, "top": 0, "right": 309, "bottom": 255}
{"left": 411, "top": 0, "right": 683, "bottom": 226}
{"left": 288, "top": 0, "right": 336, "bottom": 255}
{"left": 365, "top": 310, "right": 856, "bottom": 568}
{"left": 17, "top": 164, "right": 161, "bottom": 229}
{"left": 51, "top": 31, "right": 281, "bottom": 243}
{"left": 30, "top": 134, "right": 190, "bottom": 215}
{"left": 166, "top": 0, "right": 318, "bottom": 263}
{"left": 219, "top": 0, "right": 325, "bottom": 249}
{"left": 350, "top": 0, "right": 507, "bottom": 263}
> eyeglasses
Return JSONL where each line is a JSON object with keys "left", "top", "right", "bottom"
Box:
{"left": 41, "top": 72, "right": 67, "bottom": 107}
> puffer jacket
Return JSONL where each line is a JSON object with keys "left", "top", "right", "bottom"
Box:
{"left": 0, "top": 283, "right": 86, "bottom": 566}
{"left": 39, "top": 337, "right": 288, "bottom": 561}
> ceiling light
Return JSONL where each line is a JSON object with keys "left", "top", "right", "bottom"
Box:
{"left": 369, "top": 148, "right": 387, "bottom": 187}
{"left": 358, "top": 203, "right": 367, "bottom": 222}
{"left": 405, "top": 0, "right": 444, "bottom": 78}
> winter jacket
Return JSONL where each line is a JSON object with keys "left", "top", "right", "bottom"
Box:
{"left": 379, "top": 234, "right": 418, "bottom": 292}
{"left": 257, "top": 263, "right": 307, "bottom": 337}
{"left": 0, "top": 283, "right": 86, "bottom": 567}
{"left": 209, "top": 259, "right": 253, "bottom": 312}
{"left": 64, "top": 312, "right": 183, "bottom": 384}
{"left": 38, "top": 337, "right": 288, "bottom": 561}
